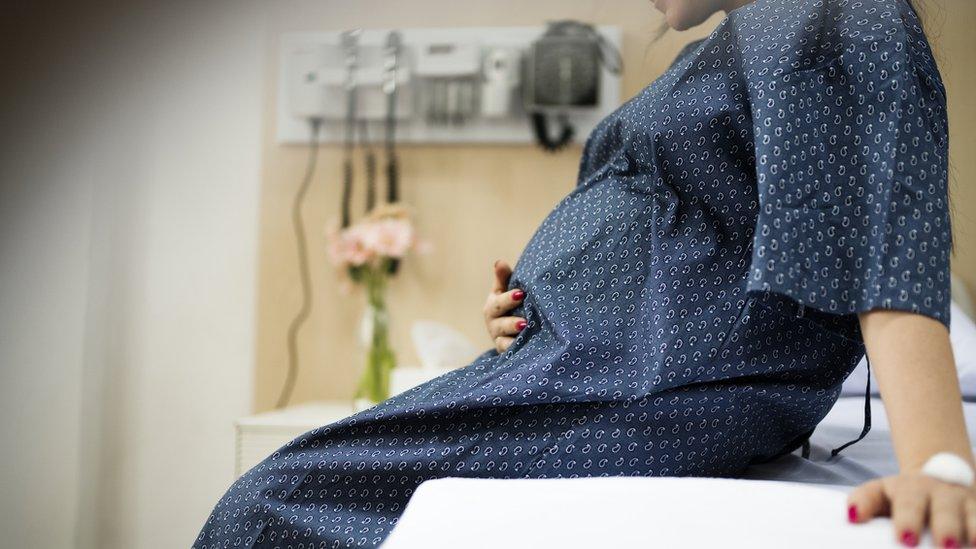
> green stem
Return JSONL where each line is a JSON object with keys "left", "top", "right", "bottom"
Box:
{"left": 355, "top": 264, "right": 397, "bottom": 403}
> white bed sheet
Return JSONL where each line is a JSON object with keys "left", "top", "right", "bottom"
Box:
{"left": 744, "top": 397, "right": 976, "bottom": 486}
{"left": 381, "top": 397, "right": 976, "bottom": 548}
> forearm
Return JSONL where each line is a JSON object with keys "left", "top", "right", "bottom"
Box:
{"left": 858, "top": 309, "right": 974, "bottom": 471}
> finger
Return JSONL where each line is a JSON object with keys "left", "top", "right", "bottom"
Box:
{"left": 494, "top": 336, "right": 514, "bottom": 353}
{"left": 928, "top": 486, "right": 965, "bottom": 549}
{"left": 963, "top": 497, "right": 976, "bottom": 547}
{"left": 848, "top": 479, "right": 889, "bottom": 523}
{"left": 491, "top": 260, "right": 513, "bottom": 294}
{"left": 889, "top": 478, "right": 929, "bottom": 547}
{"left": 488, "top": 316, "right": 528, "bottom": 338}
{"left": 485, "top": 289, "right": 526, "bottom": 319}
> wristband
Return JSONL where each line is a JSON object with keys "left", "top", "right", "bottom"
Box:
{"left": 920, "top": 452, "right": 975, "bottom": 488}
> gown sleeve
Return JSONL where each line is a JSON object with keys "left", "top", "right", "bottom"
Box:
{"left": 746, "top": 36, "right": 952, "bottom": 329}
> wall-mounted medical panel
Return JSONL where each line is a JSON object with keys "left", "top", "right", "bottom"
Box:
{"left": 276, "top": 26, "right": 622, "bottom": 144}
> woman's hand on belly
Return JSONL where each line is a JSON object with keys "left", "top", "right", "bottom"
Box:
{"left": 483, "top": 259, "right": 527, "bottom": 353}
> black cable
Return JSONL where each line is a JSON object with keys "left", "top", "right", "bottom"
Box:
{"left": 276, "top": 118, "right": 323, "bottom": 409}
{"left": 384, "top": 31, "right": 402, "bottom": 274}
{"left": 386, "top": 155, "right": 401, "bottom": 276}
{"left": 341, "top": 88, "right": 356, "bottom": 228}
{"left": 341, "top": 153, "right": 353, "bottom": 228}
{"left": 384, "top": 69, "right": 399, "bottom": 204}
{"left": 531, "top": 111, "right": 575, "bottom": 152}
{"left": 385, "top": 120, "right": 401, "bottom": 274}
{"left": 386, "top": 156, "right": 399, "bottom": 203}
{"left": 360, "top": 119, "right": 377, "bottom": 213}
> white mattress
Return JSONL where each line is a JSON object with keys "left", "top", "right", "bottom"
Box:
{"left": 740, "top": 396, "right": 972, "bottom": 486}
{"left": 381, "top": 397, "right": 976, "bottom": 548}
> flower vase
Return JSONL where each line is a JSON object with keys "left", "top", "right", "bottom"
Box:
{"left": 353, "top": 272, "right": 397, "bottom": 411}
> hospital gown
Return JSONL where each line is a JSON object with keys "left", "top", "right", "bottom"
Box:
{"left": 195, "top": 0, "right": 950, "bottom": 546}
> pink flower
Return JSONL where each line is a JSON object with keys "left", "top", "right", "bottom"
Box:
{"left": 360, "top": 218, "right": 414, "bottom": 258}
{"left": 324, "top": 205, "right": 430, "bottom": 273}
{"left": 326, "top": 221, "right": 375, "bottom": 267}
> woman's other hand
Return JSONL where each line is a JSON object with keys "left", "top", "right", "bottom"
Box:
{"left": 483, "top": 259, "right": 527, "bottom": 353}
{"left": 853, "top": 310, "right": 975, "bottom": 547}
{"left": 848, "top": 473, "right": 976, "bottom": 547}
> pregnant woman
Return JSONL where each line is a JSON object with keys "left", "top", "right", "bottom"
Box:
{"left": 197, "top": 0, "right": 973, "bottom": 547}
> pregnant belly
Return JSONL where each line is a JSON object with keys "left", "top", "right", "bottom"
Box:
{"left": 499, "top": 173, "right": 762, "bottom": 397}
{"left": 506, "top": 178, "right": 658, "bottom": 339}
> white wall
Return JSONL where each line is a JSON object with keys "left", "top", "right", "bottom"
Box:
{"left": 0, "top": 2, "right": 267, "bottom": 547}
{"left": 0, "top": 90, "right": 93, "bottom": 549}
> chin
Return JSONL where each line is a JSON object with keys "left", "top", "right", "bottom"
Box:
{"left": 662, "top": 3, "right": 713, "bottom": 31}
{"left": 666, "top": 13, "right": 694, "bottom": 31}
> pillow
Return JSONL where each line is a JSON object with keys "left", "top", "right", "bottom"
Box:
{"left": 840, "top": 301, "right": 976, "bottom": 398}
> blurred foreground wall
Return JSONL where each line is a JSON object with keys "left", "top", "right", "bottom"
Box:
{"left": 0, "top": 1, "right": 266, "bottom": 547}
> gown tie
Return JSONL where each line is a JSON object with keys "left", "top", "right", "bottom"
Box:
{"left": 827, "top": 353, "right": 873, "bottom": 458}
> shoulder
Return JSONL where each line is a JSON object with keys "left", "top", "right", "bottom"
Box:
{"left": 729, "top": 0, "right": 936, "bottom": 80}
{"left": 669, "top": 37, "right": 707, "bottom": 70}
{"left": 732, "top": 0, "right": 914, "bottom": 39}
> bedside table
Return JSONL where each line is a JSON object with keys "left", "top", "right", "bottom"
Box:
{"left": 234, "top": 401, "right": 357, "bottom": 477}
{"left": 234, "top": 367, "right": 457, "bottom": 476}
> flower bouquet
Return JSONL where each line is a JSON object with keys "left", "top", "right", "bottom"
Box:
{"left": 325, "top": 203, "right": 431, "bottom": 410}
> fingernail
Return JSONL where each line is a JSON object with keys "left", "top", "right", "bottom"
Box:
{"left": 900, "top": 530, "right": 919, "bottom": 547}
{"left": 847, "top": 504, "right": 858, "bottom": 523}
{"left": 512, "top": 290, "right": 525, "bottom": 301}
{"left": 516, "top": 320, "right": 527, "bottom": 331}
{"left": 494, "top": 259, "right": 500, "bottom": 268}
{"left": 942, "top": 537, "right": 959, "bottom": 549}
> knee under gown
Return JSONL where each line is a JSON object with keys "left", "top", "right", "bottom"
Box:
{"left": 195, "top": 0, "right": 951, "bottom": 546}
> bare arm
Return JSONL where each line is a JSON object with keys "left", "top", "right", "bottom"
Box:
{"left": 863, "top": 309, "right": 973, "bottom": 470}
{"left": 849, "top": 309, "right": 976, "bottom": 547}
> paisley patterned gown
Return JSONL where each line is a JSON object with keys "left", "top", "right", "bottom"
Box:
{"left": 195, "top": 0, "right": 950, "bottom": 546}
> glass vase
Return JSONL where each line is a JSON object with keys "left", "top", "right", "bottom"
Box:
{"left": 353, "top": 270, "right": 397, "bottom": 411}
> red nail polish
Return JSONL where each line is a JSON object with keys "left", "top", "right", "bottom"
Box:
{"left": 847, "top": 504, "right": 858, "bottom": 523}
{"left": 512, "top": 290, "right": 525, "bottom": 301}
{"left": 516, "top": 320, "right": 527, "bottom": 331}
{"left": 900, "top": 530, "right": 919, "bottom": 547}
{"left": 943, "top": 537, "right": 959, "bottom": 549}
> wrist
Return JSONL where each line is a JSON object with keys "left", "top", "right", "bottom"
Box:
{"left": 902, "top": 447, "right": 976, "bottom": 473}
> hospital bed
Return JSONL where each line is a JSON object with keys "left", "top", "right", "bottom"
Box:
{"left": 380, "top": 398, "right": 976, "bottom": 549}
{"left": 382, "top": 282, "right": 976, "bottom": 548}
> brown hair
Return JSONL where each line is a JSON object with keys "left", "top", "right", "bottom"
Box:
{"left": 907, "top": 0, "right": 957, "bottom": 256}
